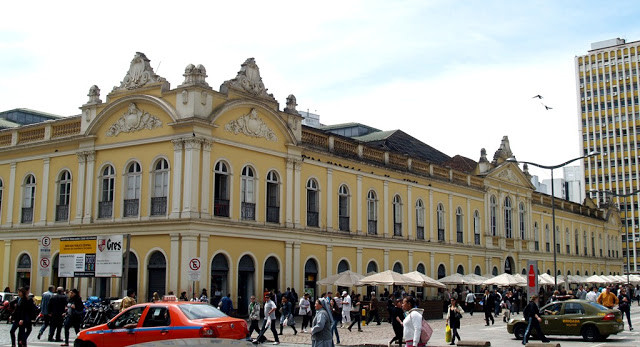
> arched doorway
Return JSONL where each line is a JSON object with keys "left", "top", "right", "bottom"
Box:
{"left": 474, "top": 266, "right": 481, "bottom": 276}
{"left": 16, "top": 253, "right": 31, "bottom": 290}
{"left": 263, "top": 256, "right": 279, "bottom": 293}
{"left": 456, "top": 265, "right": 464, "bottom": 275}
{"left": 52, "top": 254, "right": 66, "bottom": 289}
{"left": 392, "top": 262, "right": 403, "bottom": 274}
{"left": 492, "top": 267, "right": 499, "bottom": 276}
{"left": 237, "top": 255, "right": 255, "bottom": 316}
{"left": 437, "top": 264, "right": 446, "bottom": 279}
{"left": 211, "top": 254, "right": 229, "bottom": 307}
{"left": 147, "top": 251, "right": 166, "bottom": 301}
{"left": 416, "top": 263, "right": 425, "bottom": 275}
{"left": 123, "top": 252, "right": 138, "bottom": 296}
{"left": 504, "top": 256, "right": 514, "bottom": 274}
{"left": 366, "top": 261, "right": 378, "bottom": 298}
{"left": 337, "top": 260, "right": 349, "bottom": 273}
{"left": 304, "top": 259, "right": 318, "bottom": 300}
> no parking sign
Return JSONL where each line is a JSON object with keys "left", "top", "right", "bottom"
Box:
{"left": 39, "top": 236, "right": 51, "bottom": 277}
{"left": 188, "top": 257, "right": 201, "bottom": 281}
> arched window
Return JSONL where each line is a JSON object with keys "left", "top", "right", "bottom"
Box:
{"left": 574, "top": 229, "right": 579, "bottom": 255}
{"left": 366, "top": 261, "right": 378, "bottom": 274}
{"left": 415, "top": 199, "right": 425, "bottom": 240}
{"left": 598, "top": 234, "right": 603, "bottom": 257}
{"left": 337, "top": 259, "right": 350, "bottom": 273}
{"left": 583, "top": 231, "right": 588, "bottom": 256}
{"left": 456, "top": 207, "right": 463, "bottom": 243}
{"left": 306, "top": 179, "right": 319, "bottom": 227}
{"left": 416, "top": 263, "right": 426, "bottom": 275}
{"left": 518, "top": 202, "right": 525, "bottom": 239}
{"left": 473, "top": 210, "right": 480, "bottom": 245}
{"left": 393, "top": 262, "right": 403, "bottom": 274}
{"left": 565, "top": 228, "right": 570, "bottom": 254}
{"left": 504, "top": 197, "right": 512, "bottom": 238}
{"left": 534, "top": 222, "right": 539, "bottom": 251}
{"left": 151, "top": 159, "right": 169, "bottom": 216}
{"left": 99, "top": 165, "right": 115, "bottom": 219}
{"left": 545, "top": 225, "right": 550, "bottom": 252}
{"left": 16, "top": 253, "right": 31, "bottom": 289}
{"left": 474, "top": 266, "right": 481, "bottom": 276}
{"left": 124, "top": 162, "right": 141, "bottom": 217}
{"left": 456, "top": 265, "right": 464, "bottom": 275}
{"left": 490, "top": 195, "right": 497, "bottom": 236}
{"left": 437, "top": 203, "right": 445, "bottom": 241}
{"left": 492, "top": 266, "right": 499, "bottom": 276}
{"left": 240, "top": 166, "right": 256, "bottom": 220}
{"left": 591, "top": 232, "right": 595, "bottom": 256}
{"left": 213, "top": 161, "right": 230, "bottom": 217}
{"left": 211, "top": 253, "right": 229, "bottom": 304}
{"left": 266, "top": 171, "right": 280, "bottom": 223}
{"left": 56, "top": 170, "right": 71, "bottom": 221}
{"left": 22, "top": 174, "right": 36, "bottom": 223}
{"left": 367, "top": 190, "right": 377, "bottom": 235}
{"left": 437, "top": 264, "right": 446, "bottom": 279}
{"left": 555, "top": 226, "right": 560, "bottom": 253}
{"left": 576, "top": 270, "right": 580, "bottom": 276}
{"left": 147, "top": 251, "right": 167, "bottom": 301}
{"left": 338, "top": 185, "right": 350, "bottom": 231}
{"left": 393, "top": 195, "right": 402, "bottom": 236}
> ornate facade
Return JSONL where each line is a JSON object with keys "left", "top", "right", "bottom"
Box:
{"left": 0, "top": 54, "right": 622, "bottom": 313}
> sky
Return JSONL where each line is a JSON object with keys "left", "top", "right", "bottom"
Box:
{"left": 1, "top": 0, "right": 639, "bottom": 180}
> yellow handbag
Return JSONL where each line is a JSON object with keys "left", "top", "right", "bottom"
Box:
{"left": 445, "top": 324, "right": 452, "bottom": 343}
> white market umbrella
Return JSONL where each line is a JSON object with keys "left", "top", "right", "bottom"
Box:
{"left": 566, "top": 275, "right": 583, "bottom": 284}
{"left": 482, "top": 273, "right": 524, "bottom": 287}
{"left": 600, "top": 275, "right": 616, "bottom": 283}
{"left": 317, "top": 270, "right": 364, "bottom": 287}
{"left": 540, "top": 273, "right": 565, "bottom": 285}
{"left": 628, "top": 275, "right": 640, "bottom": 285}
{"left": 538, "top": 275, "right": 553, "bottom": 286}
{"left": 463, "top": 274, "right": 489, "bottom": 285}
{"left": 403, "top": 271, "right": 446, "bottom": 289}
{"left": 438, "top": 273, "right": 467, "bottom": 285}
{"left": 513, "top": 274, "right": 528, "bottom": 286}
{"left": 358, "top": 270, "right": 423, "bottom": 286}
{"left": 585, "top": 275, "right": 608, "bottom": 285}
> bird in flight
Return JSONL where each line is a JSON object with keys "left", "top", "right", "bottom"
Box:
{"left": 532, "top": 95, "right": 543, "bottom": 99}
{"left": 544, "top": 105, "right": 553, "bottom": 110}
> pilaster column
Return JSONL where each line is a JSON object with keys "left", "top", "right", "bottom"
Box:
{"left": 356, "top": 175, "right": 362, "bottom": 234}
{"left": 467, "top": 199, "right": 472, "bottom": 245}
{"left": 75, "top": 154, "right": 86, "bottom": 223}
{"left": 2, "top": 240, "right": 10, "bottom": 287}
{"left": 485, "top": 257, "right": 491, "bottom": 275}
{"left": 326, "top": 169, "right": 333, "bottom": 231}
{"left": 182, "top": 138, "right": 202, "bottom": 217}
{"left": 408, "top": 250, "right": 414, "bottom": 271}
{"left": 430, "top": 252, "right": 435, "bottom": 278}
{"left": 383, "top": 181, "right": 389, "bottom": 237}
{"left": 293, "top": 160, "right": 301, "bottom": 227}
{"left": 448, "top": 194, "right": 453, "bottom": 243}
{"left": 449, "top": 254, "right": 454, "bottom": 276}
{"left": 468, "top": 255, "right": 473, "bottom": 275}
{"left": 84, "top": 151, "right": 96, "bottom": 223}
{"left": 200, "top": 140, "right": 212, "bottom": 218}
{"left": 199, "top": 234, "right": 209, "bottom": 293}
{"left": 38, "top": 158, "right": 50, "bottom": 226}
{"left": 285, "top": 241, "right": 293, "bottom": 288}
{"left": 285, "top": 159, "right": 294, "bottom": 227}
{"left": 293, "top": 242, "right": 301, "bottom": 290}
{"left": 356, "top": 247, "right": 363, "bottom": 275}
{"left": 4, "top": 163, "right": 16, "bottom": 227}
{"left": 169, "top": 233, "right": 180, "bottom": 294}
{"left": 326, "top": 246, "right": 333, "bottom": 277}
{"left": 428, "top": 190, "right": 434, "bottom": 241}
{"left": 171, "top": 139, "right": 183, "bottom": 218}
{"left": 384, "top": 249, "right": 389, "bottom": 271}
{"left": 180, "top": 234, "right": 198, "bottom": 293}
{"left": 407, "top": 186, "right": 412, "bottom": 239}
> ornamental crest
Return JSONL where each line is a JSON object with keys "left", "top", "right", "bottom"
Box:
{"left": 221, "top": 58, "right": 276, "bottom": 101}
{"left": 114, "top": 52, "right": 166, "bottom": 91}
{"left": 497, "top": 168, "right": 520, "bottom": 184}
{"left": 106, "top": 103, "right": 162, "bottom": 137}
{"left": 224, "top": 108, "right": 277, "bottom": 142}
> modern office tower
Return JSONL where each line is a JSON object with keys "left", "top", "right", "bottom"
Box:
{"left": 576, "top": 38, "right": 640, "bottom": 273}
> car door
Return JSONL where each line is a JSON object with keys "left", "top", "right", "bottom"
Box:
{"left": 539, "top": 302, "right": 563, "bottom": 335}
{"left": 135, "top": 306, "right": 172, "bottom": 344}
{"left": 559, "top": 302, "right": 584, "bottom": 335}
{"left": 108, "top": 306, "right": 146, "bottom": 346}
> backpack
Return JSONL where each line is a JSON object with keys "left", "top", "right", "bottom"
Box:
{"left": 419, "top": 318, "right": 433, "bottom": 344}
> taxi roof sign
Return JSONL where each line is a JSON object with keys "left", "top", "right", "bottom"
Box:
{"left": 162, "top": 295, "right": 178, "bottom": 301}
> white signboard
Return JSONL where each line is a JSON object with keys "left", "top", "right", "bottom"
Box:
{"left": 188, "top": 257, "right": 201, "bottom": 281}
{"left": 58, "top": 235, "right": 122, "bottom": 277}
{"left": 526, "top": 260, "right": 539, "bottom": 300}
{"left": 38, "top": 236, "right": 52, "bottom": 277}
{"left": 96, "top": 235, "right": 123, "bottom": 277}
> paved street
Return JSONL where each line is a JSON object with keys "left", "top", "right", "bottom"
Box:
{"left": 1, "top": 304, "right": 640, "bottom": 346}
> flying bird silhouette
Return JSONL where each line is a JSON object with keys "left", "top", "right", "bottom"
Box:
{"left": 532, "top": 95, "right": 543, "bottom": 99}
{"left": 544, "top": 105, "right": 553, "bottom": 110}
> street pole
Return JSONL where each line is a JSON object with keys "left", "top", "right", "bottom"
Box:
{"left": 624, "top": 196, "right": 630, "bottom": 285}
{"left": 550, "top": 169, "right": 558, "bottom": 290}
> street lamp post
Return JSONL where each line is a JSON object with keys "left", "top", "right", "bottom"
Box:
{"left": 507, "top": 151, "right": 600, "bottom": 290}
{"left": 593, "top": 189, "right": 640, "bottom": 285}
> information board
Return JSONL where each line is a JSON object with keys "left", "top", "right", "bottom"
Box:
{"left": 58, "top": 235, "right": 122, "bottom": 277}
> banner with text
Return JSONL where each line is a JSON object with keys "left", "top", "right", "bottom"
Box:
{"left": 59, "top": 236, "right": 122, "bottom": 277}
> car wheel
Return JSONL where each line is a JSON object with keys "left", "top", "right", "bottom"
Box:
{"left": 513, "top": 324, "right": 526, "bottom": 340}
{"left": 582, "top": 325, "right": 600, "bottom": 342}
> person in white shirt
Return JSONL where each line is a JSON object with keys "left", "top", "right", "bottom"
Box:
{"left": 252, "top": 294, "right": 279, "bottom": 345}
{"left": 585, "top": 287, "right": 598, "bottom": 302}
{"left": 341, "top": 291, "right": 352, "bottom": 325}
{"left": 401, "top": 296, "right": 424, "bottom": 347}
{"left": 298, "top": 293, "right": 311, "bottom": 333}
{"left": 465, "top": 291, "right": 476, "bottom": 316}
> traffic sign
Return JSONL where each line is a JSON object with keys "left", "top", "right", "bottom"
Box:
{"left": 39, "top": 236, "right": 52, "bottom": 277}
{"left": 188, "top": 257, "right": 201, "bottom": 281}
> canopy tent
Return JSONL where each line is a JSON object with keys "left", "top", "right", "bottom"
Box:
{"left": 317, "top": 270, "right": 364, "bottom": 287}
{"left": 403, "top": 271, "right": 447, "bottom": 289}
{"left": 566, "top": 275, "right": 586, "bottom": 284}
{"left": 584, "top": 274, "right": 608, "bottom": 284}
{"left": 462, "top": 273, "right": 489, "bottom": 285}
{"left": 358, "top": 270, "right": 423, "bottom": 286}
{"left": 437, "top": 273, "right": 467, "bottom": 285}
{"left": 482, "top": 273, "right": 526, "bottom": 287}
{"left": 539, "top": 273, "right": 565, "bottom": 286}
{"left": 513, "top": 274, "right": 528, "bottom": 285}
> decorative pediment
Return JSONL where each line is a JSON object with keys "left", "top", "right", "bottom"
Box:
{"left": 488, "top": 164, "right": 534, "bottom": 189}
{"left": 221, "top": 58, "right": 276, "bottom": 102}
{"left": 113, "top": 52, "right": 166, "bottom": 92}
{"left": 106, "top": 103, "right": 162, "bottom": 137}
{"left": 497, "top": 168, "right": 520, "bottom": 184}
{"left": 224, "top": 108, "right": 277, "bottom": 142}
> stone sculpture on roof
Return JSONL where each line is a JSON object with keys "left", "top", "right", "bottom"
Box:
{"left": 221, "top": 58, "right": 276, "bottom": 102}
{"left": 180, "top": 64, "right": 209, "bottom": 88}
{"left": 284, "top": 94, "right": 299, "bottom": 115}
{"left": 114, "top": 52, "right": 166, "bottom": 91}
{"left": 106, "top": 103, "right": 162, "bottom": 137}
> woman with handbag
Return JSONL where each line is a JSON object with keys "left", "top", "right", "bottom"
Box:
{"left": 446, "top": 297, "right": 464, "bottom": 345}
{"left": 299, "top": 293, "right": 312, "bottom": 333}
{"left": 279, "top": 296, "right": 297, "bottom": 335}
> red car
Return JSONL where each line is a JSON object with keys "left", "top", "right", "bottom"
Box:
{"left": 74, "top": 297, "right": 247, "bottom": 347}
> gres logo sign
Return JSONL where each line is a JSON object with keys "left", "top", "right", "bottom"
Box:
{"left": 98, "top": 238, "right": 122, "bottom": 252}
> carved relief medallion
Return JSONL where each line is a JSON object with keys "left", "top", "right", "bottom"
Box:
{"left": 224, "top": 108, "right": 277, "bottom": 142}
{"left": 497, "top": 168, "right": 520, "bottom": 184}
{"left": 106, "top": 103, "right": 162, "bottom": 137}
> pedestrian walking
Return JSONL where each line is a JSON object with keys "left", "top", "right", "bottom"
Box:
{"left": 446, "top": 297, "right": 464, "bottom": 345}
{"left": 585, "top": 286, "right": 598, "bottom": 302}
{"left": 299, "top": 293, "right": 312, "bottom": 332}
{"left": 340, "top": 291, "right": 351, "bottom": 325}
{"left": 9, "top": 294, "right": 19, "bottom": 347}
{"left": 219, "top": 293, "right": 233, "bottom": 315}
{"left": 48, "top": 287, "right": 66, "bottom": 342}
{"left": 252, "top": 294, "right": 279, "bottom": 345}
{"left": 37, "top": 286, "right": 55, "bottom": 340}
{"left": 247, "top": 296, "right": 261, "bottom": 339}
{"left": 388, "top": 299, "right": 404, "bottom": 346}
{"left": 597, "top": 286, "right": 618, "bottom": 309}
{"left": 120, "top": 289, "right": 136, "bottom": 312}
{"left": 401, "top": 296, "right": 424, "bottom": 347}
{"left": 61, "top": 289, "right": 83, "bottom": 347}
{"left": 347, "top": 294, "right": 363, "bottom": 332}
{"left": 522, "top": 295, "right": 550, "bottom": 345}
{"left": 14, "top": 287, "right": 37, "bottom": 347}
{"left": 464, "top": 290, "right": 475, "bottom": 316}
{"left": 493, "top": 289, "right": 501, "bottom": 317}
{"left": 482, "top": 289, "right": 494, "bottom": 326}
{"left": 617, "top": 287, "right": 633, "bottom": 331}
{"left": 329, "top": 298, "right": 341, "bottom": 344}
{"left": 310, "top": 298, "right": 334, "bottom": 347}
{"left": 365, "top": 292, "right": 381, "bottom": 325}
{"left": 279, "top": 296, "right": 297, "bottom": 335}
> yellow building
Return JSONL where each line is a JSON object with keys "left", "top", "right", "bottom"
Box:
{"left": 0, "top": 53, "right": 622, "bottom": 314}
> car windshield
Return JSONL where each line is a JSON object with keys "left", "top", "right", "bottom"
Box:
{"left": 179, "top": 304, "right": 228, "bottom": 320}
{"left": 586, "top": 302, "right": 608, "bottom": 311}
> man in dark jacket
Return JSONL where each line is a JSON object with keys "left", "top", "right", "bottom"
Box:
{"left": 482, "top": 289, "right": 495, "bottom": 326}
{"left": 522, "top": 295, "right": 550, "bottom": 344}
{"left": 48, "top": 287, "right": 67, "bottom": 342}
{"left": 62, "top": 289, "right": 83, "bottom": 346}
